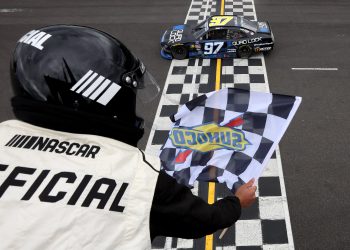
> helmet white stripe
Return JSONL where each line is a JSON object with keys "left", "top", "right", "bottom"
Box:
{"left": 97, "top": 83, "right": 121, "bottom": 106}
{"left": 75, "top": 72, "right": 98, "bottom": 94}
{"left": 82, "top": 75, "right": 105, "bottom": 97}
{"left": 70, "top": 70, "right": 94, "bottom": 91}
{"left": 89, "top": 79, "right": 112, "bottom": 100}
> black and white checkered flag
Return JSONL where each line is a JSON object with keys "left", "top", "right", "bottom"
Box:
{"left": 160, "top": 88, "right": 301, "bottom": 192}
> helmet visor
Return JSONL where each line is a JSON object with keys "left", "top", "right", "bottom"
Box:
{"left": 137, "top": 70, "right": 160, "bottom": 103}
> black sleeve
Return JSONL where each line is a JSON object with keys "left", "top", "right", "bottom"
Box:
{"left": 150, "top": 171, "right": 241, "bottom": 241}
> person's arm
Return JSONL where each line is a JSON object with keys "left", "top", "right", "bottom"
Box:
{"left": 150, "top": 171, "right": 241, "bottom": 240}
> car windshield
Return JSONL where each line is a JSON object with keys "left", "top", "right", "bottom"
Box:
{"left": 241, "top": 18, "right": 257, "bottom": 32}
{"left": 193, "top": 20, "right": 208, "bottom": 39}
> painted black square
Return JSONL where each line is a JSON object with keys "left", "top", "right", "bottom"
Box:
{"left": 215, "top": 224, "right": 236, "bottom": 246}
{"left": 226, "top": 152, "right": 252, "bottom": 176}
{"left": 198, "top": 58, "right": 203, "bottom": 66}
{"left": 268, "top": 94, "right": 296, "bottom": 119}
{"left": 195, "top": 75, "right": 201, "bottom": 83}
{"left": 184, "top": 74, "right": 193, "bottom": 83}
{"left": 201, "top": 66, "right": 212, "bottom": 74}
{"left": 253, "top": 137, "right": 273, "bottom": 163}
{"left": 248, "top": 59, "right": 262, "bottom": 66}
{"left": 199, "top": 83, "right": 212, "bottom": 93}
{"left": 166, "top": 84, "right": 183, "bottom": 94}
{"left": 152, "top": 130, "right": 169, "bottom": 145}
{"left": 171, "top": 66, "right": 187, "bottom": 75}
{"left": 171, "top": 237, "right": 178, "bottom": 248}
{"left": 233, "top": 84, "right": 250, "bottom": 90}
{"left": 245, "top": 16, "right": 255, "bottom": 21}
{"left": 242, "top": 112, "right": 267, "bottom": 136}
{"left": 160, "top": 105, "right": 178, "bottom": 117}
{"left": 188, "top": 58, "right": 196, "bottom": 66}
{"left": 234, "top": 66, "right": 249, "bottom": 74}
{"left": 222, "top": 74, "right": 234, "bottom": 83}
{"left": 249, "top": 74, "right": 265, "bottom": 83}
{"left": 226, "top": 88, "right": 250, "bottom": 112}
{"left": 232, "top": 12, "right": 244, "bottom": 16}
{"left": 222, "top": 58, "right": 233, "bottom": 66}
{"left": 151, "top": 236, "right": 166, "bottom": 248}
{"left": 236, "top": 246, "right": 262, "bottom": 250}
{"left": 240, "top": 198, "right": 260, "bottom": 220}
{"left": 180, "top": 94, "right": 190, "bottom": 104}
{"left": 261, "top": 220, "right": 288, "bottom": 244}
{"left": 258, "top": 177, "right": 281, "bottom": 196}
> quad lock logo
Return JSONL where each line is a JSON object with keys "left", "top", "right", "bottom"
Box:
{"left": 169, "top": 119, "right": 250, "bottom": 153}
{"left": 232, "top": 37, "right": 262, "bottom": 46}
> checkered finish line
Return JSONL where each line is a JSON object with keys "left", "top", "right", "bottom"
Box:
{"left": 146, "top": 0, "right": 295, "bottom": 249}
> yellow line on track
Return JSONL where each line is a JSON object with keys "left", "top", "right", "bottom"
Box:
{"left": 205, "top": 0, "right": 225, "bottom": 249}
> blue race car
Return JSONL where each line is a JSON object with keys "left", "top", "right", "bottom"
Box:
{"left": 160, "top": 15, "right": 274, "bottom": 60}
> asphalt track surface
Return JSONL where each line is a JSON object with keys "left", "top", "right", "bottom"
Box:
{"left": 0, "top": 0, "right": 349, "bottom": 249}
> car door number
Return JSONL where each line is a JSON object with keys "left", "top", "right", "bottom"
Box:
{"left": 204, "top": 42, "right": 224, "bottom": 55}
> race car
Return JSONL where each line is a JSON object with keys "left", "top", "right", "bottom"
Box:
{"left": 160, "top": 15, "right": 274, "bottom": 60}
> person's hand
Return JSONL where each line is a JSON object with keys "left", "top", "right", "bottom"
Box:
{"left": 234, "top": 178, "right": 257, "bottom": 208}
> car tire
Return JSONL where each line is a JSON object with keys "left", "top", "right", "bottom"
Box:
{"left": 237, "top": 45, "right": 253, "bottom": 59}
{"left": 171, "top": 45, "right": 188, "bottom": 60}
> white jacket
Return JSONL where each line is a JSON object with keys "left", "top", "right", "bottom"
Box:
{"left": 0, "top": 120, "right": 160, "bottom": 250}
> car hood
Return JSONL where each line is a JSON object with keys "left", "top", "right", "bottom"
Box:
{"left": 161, "top": 24, "right": 195, "bottom": 45}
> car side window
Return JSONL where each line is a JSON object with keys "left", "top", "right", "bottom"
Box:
{"left": 204, "top": 29, "right": 227, "bottom": 40}
{"left": 226, "top": 28, "right": 247, "bottom": 40}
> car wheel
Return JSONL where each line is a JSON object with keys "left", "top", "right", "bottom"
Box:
{"left": 237, "top": 45, "right": 252, "bottom": 59}
{"left": 171, "top": 45, "right": 188, "bottom": 60}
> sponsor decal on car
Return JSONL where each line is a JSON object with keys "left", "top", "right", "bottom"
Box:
{"left": 255, "top": 47, "right": 272, "bottom": 52}
{"left": 254, "top": 42, "right": 274, "bottom": 47}
{"left": 169, "top": 29, "right": 183, "bottom": 43}
{"left": 209, "top": 16, "right": 235, "bottom": 27}
{"left": 232, "top": 37, "right": 262, "bottom": 46}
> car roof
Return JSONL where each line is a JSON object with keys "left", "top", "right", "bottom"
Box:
{"left": 207, "top": 15, "right": 257, "bottom": 31}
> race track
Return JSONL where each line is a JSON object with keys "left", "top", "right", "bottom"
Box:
{"left": 0, "top": 0, "right": 349, "bottom": 249}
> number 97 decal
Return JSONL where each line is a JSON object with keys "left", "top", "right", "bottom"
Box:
{"left": 204, "top": 42, "right": 224, "bottom": 55}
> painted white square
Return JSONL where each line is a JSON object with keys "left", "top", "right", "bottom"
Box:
{"left": 234, "top": 59, "right": 248, "bottom": 66}
{"left": 259, "top": 197, "right": 286, "bottom": 220}
{"left": 173, "top": 59, "right": 190, "bottom": 67}
{"left": 186, "top": 66, "right": 202, "bottom": 75}
{"left": 261, "top": 159, "right": 279, "bottom": 177}
{"left": 222, "top": 66, "right": 234, "bottom": 75}
{"left": 248, "top": 66, "right": 264, "bottom": 75}
{"left": 199, "top": 74, "right": 209, "bottom": 83}
{"left": 250, "top": 83, "right": 269, "bottom": 92}
{"left": 176, "top": 238, "right": 193, "bottom": 248}
{"left": 234, "top": 74, "right": 250, "bottom": 83}
{"left": 235, "top": 220, "right": 262, "bottom": 246}
{"left": 263, "top": 244, "right": 290, "bottom": 250}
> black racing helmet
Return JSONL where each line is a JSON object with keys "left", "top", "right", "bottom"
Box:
{"left": 10, "top": 25, "right": 160, "bottom": 145}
